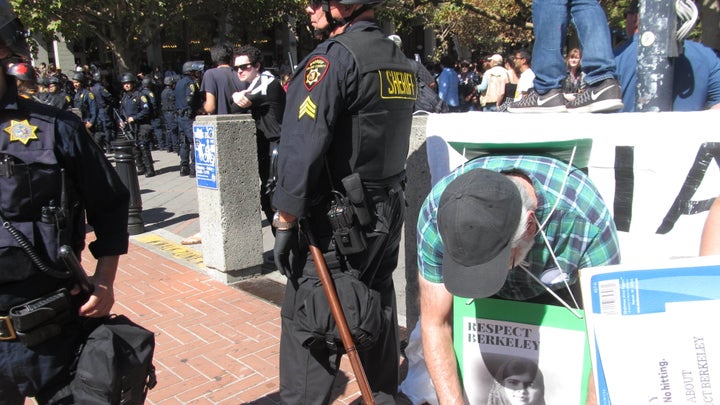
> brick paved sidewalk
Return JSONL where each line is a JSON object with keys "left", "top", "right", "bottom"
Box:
{"left": 120, "top": 240, "right": 373, "bottom": 404}
{"left": 25, "top": 150, "right": 406, "bottom": 404}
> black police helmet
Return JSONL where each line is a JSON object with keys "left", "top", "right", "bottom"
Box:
{"left": 92, "top": 71, "right": 103, "bottom": 82}
{"left": 163, "top": 75, "right": 174, "bottom": 86}
{"left": 47, "top": 76, "right": 60, "bottom": 85}
{"left": 142, "top": 76, "right": 152, "bottom": 87}
{"left": 0, "top": 0, "right": 31, "bottom": 62}
{"left": 71, "top": 71, "right": 84, "bottom": 82}
{"left": 119, "top": 72, "right": 135, "bottom": 84}
{"left": 182, "top": 60, "right": 204, "bottom": 74}
{"left": 7, "top": 61, "right": 34, "bottom": 81}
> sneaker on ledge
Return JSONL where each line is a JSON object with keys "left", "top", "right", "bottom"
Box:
{"left": 507, "top": 88, "right": 567, "bottom": 113}
{"left": 567, "top": 78, "right": 624, "bottom": 113}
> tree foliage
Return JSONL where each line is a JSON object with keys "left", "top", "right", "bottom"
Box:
{"left": 13, "top": 0, "right": 711, "bottom": 72}
{"left": 381, "top": 0, "right": 634, "bottom": 61}
{"left": 12, "top": 0, "right": 307, "bottom": 72}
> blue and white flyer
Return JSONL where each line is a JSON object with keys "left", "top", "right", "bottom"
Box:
{"left": 580, "top": 256, "right": 720, "bottom": 405}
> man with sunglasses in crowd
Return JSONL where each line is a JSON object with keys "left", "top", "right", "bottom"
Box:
{"left": 271, "top": 0, "right": 417, "bottom": 403}
{"left": 231, "top": 45, "right": 286, "bottom": 230}
{"left": 0, "top": 1, "right": 130, "bottom": 402}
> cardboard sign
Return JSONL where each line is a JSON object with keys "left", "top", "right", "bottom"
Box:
{"left": 454, "top": 297, "right": 591, "bottom": 404}
{"left": 580, "top": 257, "right": 720, "bottom": 405}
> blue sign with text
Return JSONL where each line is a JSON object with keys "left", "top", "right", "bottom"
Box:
{"left": 193, "top": 123, "right": 218, "bottom": 189}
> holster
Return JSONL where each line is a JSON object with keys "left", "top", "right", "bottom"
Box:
{"left": 8, "top": 288, "right": 75, "bottom": 347}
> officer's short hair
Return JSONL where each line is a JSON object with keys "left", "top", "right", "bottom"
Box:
{"left": 210, "top": 43, "right": 234, "bottom": 65}
{"left": 236, "top": 45, "right": 263, "bottom": 69}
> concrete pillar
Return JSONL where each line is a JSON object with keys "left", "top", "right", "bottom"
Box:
{"left": 400, "top": 115, "right": 430, "bottom": 333}
{"left": 193, "top": 114, "right": 264, "bottom": 284}
{"left": 52, "top": 33, "right": 76, "bottom": 72}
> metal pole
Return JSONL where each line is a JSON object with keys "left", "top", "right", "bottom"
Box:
{"left": 300, "top": 219, "right": 376, "bottom": 405}
{"left": 636, "top": 0, "right": 679, "bottom": 111}
{"left": 112, "top": 138, "right": 145, "bottom": 235}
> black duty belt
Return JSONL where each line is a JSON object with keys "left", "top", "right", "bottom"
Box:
{"left": 0, "top": 289, "right": 75, "bottom": 346}
{"left": 0, "top": 315, "right": 17, "bottom": 341}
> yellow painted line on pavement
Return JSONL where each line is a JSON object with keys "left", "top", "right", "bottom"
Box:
{"left": 133, "top": 234, "right": 205, "bottom": 267}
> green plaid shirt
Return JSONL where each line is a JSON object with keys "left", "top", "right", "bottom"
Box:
{"left": 417, "top": 155, "right": 621, "bottom": 300}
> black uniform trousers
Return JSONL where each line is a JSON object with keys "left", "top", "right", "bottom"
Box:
{"left": 178, "top": 115, "right": 195, "bottom": 172}
{"left": 279, "top": 185, "right": 405, "bottom": 405}
{"left": 0, "top": 326, "right": 81, "bottom": 404}
{"left": 256, "top": 136, "right": 275, "bottom": 226}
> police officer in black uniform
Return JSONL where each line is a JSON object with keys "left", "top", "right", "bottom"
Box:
{"left": 89, "top": 71, "right": 117, "bottom": 152}
{"left": 271, "top": 0, "right": 416, "bottom": 403}
{"left": 140, "top": 76, "right": 163, "bottom": 150}
{"left": 174, "top": 61, "right": 203, "bottom": 177}
{"left": 71, "top": 71, "right": 98, "bottom": 133}
{"left": 161, "top": 75, "right": 178, "bottom": 153}
{"left": 118, "top": 71, "right": 156, "bottom": 178}
{"left": 41, "top": 76, "right": 72, "bottom": 110}
{"left": 0, "top": 1, "right": 130, "bottom": 403}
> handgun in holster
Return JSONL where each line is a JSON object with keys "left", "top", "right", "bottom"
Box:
{"left": 326, "top": 173, "right": 372, "bottom": 255}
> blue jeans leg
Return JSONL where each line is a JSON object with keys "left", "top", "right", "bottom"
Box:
{"left": 570, "top": 0, "right": 616, "bottom": 85}
{"left": 532, "top": 0, "right": 570, "bottom": 93}
{"left": 532, "top": 0, "right": 617, "bottom": 92}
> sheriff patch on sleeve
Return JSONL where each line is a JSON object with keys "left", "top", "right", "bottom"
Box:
{"left": 305, "top": 57, "right": 329, "bottom": 92}
{"left": 379, "top": 70, "right": 417, "bottom": 100}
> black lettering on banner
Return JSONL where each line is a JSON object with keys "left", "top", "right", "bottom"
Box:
{"left": 614, "top": 146, "right": 634, "bottom": 232}
{"left": 657, "top": 142, "right": 720, "bottom": 234}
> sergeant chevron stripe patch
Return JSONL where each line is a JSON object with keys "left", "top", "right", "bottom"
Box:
{"left": 298, "top": 96, "right": 317, "bottom": 120}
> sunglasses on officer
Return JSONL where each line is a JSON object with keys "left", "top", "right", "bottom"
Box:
{"left": 234, "top": 63, "right": 253, "bottom": 72}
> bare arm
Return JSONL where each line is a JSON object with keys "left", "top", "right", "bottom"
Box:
{"left": 79, "top": 255, "right": 119, "bottom": 317}
{"left": 419, "top": 276, "right": 465, "bottom": 404}
{"left": 203, "top": 92, "right": 217, "bottom": 114}
{"left": 700, "top": 196, "right": 720, "bottom": 255}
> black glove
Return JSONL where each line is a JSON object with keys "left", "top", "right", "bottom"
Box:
{"left": 273, "top": 228, "right": 299, "bottom": 277}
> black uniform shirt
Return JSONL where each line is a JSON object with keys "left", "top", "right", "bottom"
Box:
{"left": 120, "top": 90, "right": 151, "bottom": 124}
{"left": 272, "top": 21, "right": 415, "bottom": 219}
{"left": 272, "top": 23, "right": 367, "bottom": 218}
{"left": 0, "top": 86, "right": 129, "bottom": 259}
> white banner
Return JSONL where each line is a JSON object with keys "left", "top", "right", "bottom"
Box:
{"left": 425, "top": 110, "right": 720, "bottom": 263}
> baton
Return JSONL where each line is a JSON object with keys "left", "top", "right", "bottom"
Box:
{"left": 300, "top": 219, "right": 375, "bottom": 405}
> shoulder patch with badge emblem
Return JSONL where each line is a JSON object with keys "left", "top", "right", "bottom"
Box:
{"left": 304, "top": 56, "right": 329, "bottom": 92}
{"left": 4, "top": 119, "right": 39, "bottom": 145}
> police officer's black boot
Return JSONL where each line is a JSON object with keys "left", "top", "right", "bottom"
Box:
{"left": 143, "top": 148, "right": 156, "bottom": 178}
